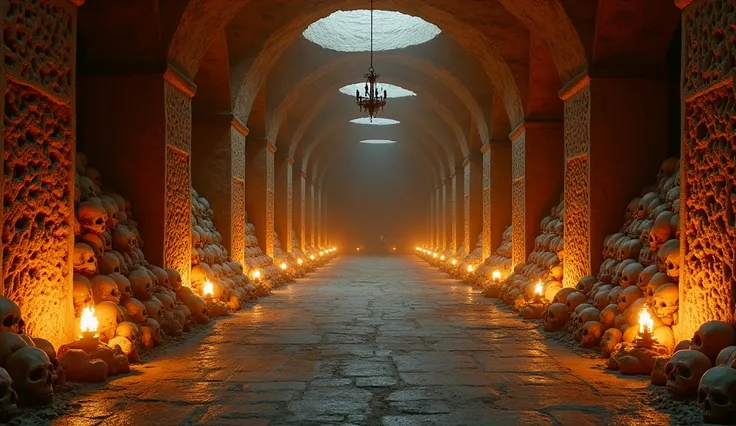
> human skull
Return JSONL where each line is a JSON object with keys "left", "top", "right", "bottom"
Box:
{"left": 574, "top": 307, "right": 601, "bottom": 342}
{"left": 617, "top": 286, "right": 643, "bottom": 312}
{"left": 637, "top": 192, "right": 660, "bottom": 219}
{"left": 665, "top": 349, "right": 713, "bottom": 399}
{"left": 697, "top": 366, "right": 736, "bottom": 424}
{"left": 78, "top": 233, "right": 104, "bottom": 259}
{"left": 0, "top": 297, "right": 24, "bottom": 335}
{"left": 5, "top": 347, "right": 53, "bottom": 406}
{"left": 72, "top": 275, "right": 94, "bottom": 317}
{"left": 149, "top": 266, "right": 170, "bottom": 289}
{"left": 620, "top": 262, "right": 644, "bottom": 288}
{"left": 599, "top": 304, "right": 618, "bottom": 330}
{"left": 692, "top": 321, "right": 736, "bottom": 360}
{"left": 121, "top": 298, "right": 147, "bottom": 323}
{"left": 112, "top": 225, "right": 137, "bottom": 254}
{"left": 618, "top": 239, "right": 642, "bottom": 262}
{"left": 543, "top": 303, "right": 569, "bottom": 332}
{"left": 652, "top": 283, "right": 678, "bottom": 320}
{"left": 580, "top": 321, "right": 603, "bottom": 348}
{"left": 182, "top": 294, "right": 209, "bottom": 324}
{"left": 658, "top": 157, "right": 679, "bottom": 179}
{"left": 142, "top": 318, "right": 163, "bottom": 346}
{"left": 637, "top": 265, "right": 660, "bottom": 291}
{"left": 660, "top": 240, "right": 681, "bottom": 280}
{"left": 128, "top": 269, "right": 153, "bottom": 301}
{"left": 625, "top": 197, "right": 641, "bottom": 219}
{"left": 646, "top": 272, "right": 672, "bottom": 300}
{"left": 73, "top": 243, "right": 98, "bottom": 276}
{"left": 108, "top": 273, "right": 132, "bottom": 301}
{"left": 115, "top": 322, "right": 140, "bottom": 345}
{"left": 78, "top": 176, "right": 100, "bottom": 201}
{"left": 95, "top": 301, "right": 124, "bottom": 340}
{"left": 552, "top": 288, "right": 576, "bottom": 304}
{"left": 90, "top": 275, "right": 122, "bottom": 305}
{"left": 97, "top": 252, "right": 121, "bottom": 275}
{"left": 142, "top": 298, "right": 164, "bottom": 323}
{"left": 575, "top": 276, "right": 597, "bottom": 295}
{"left": 649, "top": 215, "right": 672, "bottom": 251}
{"left": 154, "top": 293, "right": 175, "bottom": 311}
{"left": 77, "top": 201, "right": 107, "bottom": 235}
{"left": 565, "top": 292, "right": 587, "bottom": 314}
{"left": 0, "top": 367, "right": 17, "bottom": 418}
{"left": 166, "top": 268, "right": 182, "bottom": 291}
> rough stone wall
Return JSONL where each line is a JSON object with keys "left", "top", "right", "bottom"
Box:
{"left": 511, "top": 131, "right": 525, "bottom": 267}
{"left": 680, "top": 0, "right": 736, "bottom": 336}
{"left": 482, "top": 146, "right": 491, "bottom": 259}
{"left": 2, "top": 0, "right": 77, "bottom": 346}
{"left": 230, "top": 126, "right": 246, "bottom": 264}
{"left": 563, "top": 83, "right": 591, "bottom": 288}
{"left": 265, "top": 146, "right": 275, "bottom": 257}
{"left": 163, "top": 80, "right": 192, "bottom": 287}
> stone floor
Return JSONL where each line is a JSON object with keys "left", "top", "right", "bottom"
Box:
{"left": 53, "top": 256, "right": 675, "bottom": 425}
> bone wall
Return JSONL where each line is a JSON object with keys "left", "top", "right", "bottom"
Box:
{"left": 680, "top": 0, "right": 736, "bottom": 338}
{"left": 2, "top": 0, "right": 77, "bottom": 346}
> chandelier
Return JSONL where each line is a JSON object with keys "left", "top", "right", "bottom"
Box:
{"left": 355, "top": 0, "right": 387, "bottom": 121}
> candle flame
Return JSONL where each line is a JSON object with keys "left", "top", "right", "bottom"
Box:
{"left": 638, "top": 305, "right": 654, "bottom": 335}
{"left": 310, "top": 255, "right": 315, "bottom": 260}
{"left": 451, "top": 259, "right": 457, "bottom": 265}
{"left": 280, "top": 262, "right": 287, "bottom": 270}
{"left": 492, "top": 270, "right": 501, "bottom": 281}
{"left": 297, "top": 258, "right": 304, "bottom": 265}
{"left": 253, "top": 269, "right": 261, "bottom": 280}
{"left": 534, "top": 280, "right": 543, "bottom": 296}
{"left": 440, "top": 255, "right": 446, "bottom": 261}
{"left": 203, "top": 279, "right": 214, "bottom": 297}
{"left": 319, "top": 251, "right": 324, "bottom": 256}
{"left": 80, "top": 306, "right": 98, "bottom": 334}
{"left": 433, "top": 253, "right": 438, "bottom": 258}
{"left": 467, "top": 265, "right": 473, "bottom": 273}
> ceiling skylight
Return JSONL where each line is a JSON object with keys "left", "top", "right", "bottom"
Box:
{"left": 339, "top": 83, "right": 416, "bottom": 98}
{"left": 360, "top": 139, "right": 397, "bottom": 144}
{"left": 350, "top": 117, "right": 400, "bottom": 125}
{"left": 303, "top": 10, "right": 441, "bottom": 52}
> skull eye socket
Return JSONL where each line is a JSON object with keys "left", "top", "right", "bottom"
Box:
{"left": 711, "top": 391, "right": 729, "bottom": 406}
{"left": 677, "top": 365, "right": 693, "bottom": 379}
{"left": 660, "top": 301, "right": 667, "bottom": 308}
{"left": 114, "top": 266, "right": 120, "bottom": 272}
{"left": 95, "top": 218, "right": 104, "bottom": 225}
{"left": 29, "top": 366, "right": 47, "bottom": 382}
{"left": 88, "top": 258, "right": 95, "bottom": 263}
{"left": 2, "top": 315, "right": 14, "bottom": 327}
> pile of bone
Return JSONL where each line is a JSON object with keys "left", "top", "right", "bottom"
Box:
{"left": 0, "top": 296, "right": 83, "bottom": 410}
{"left": 272, "top": 232, "right": 296, "bottom": 280}
{"left": 497, "top": 197, "right": 564, "bottom": 309}
{"left": 289, "top": 229, "right": 308, "bottom": 270}
{"left": 543, "top": 158, "right": 682, "bottom": 357}
{"left": 474, "top": 225, "right": 513, "bottom": 287}
{"left": 190, "top": 188, "right": 255, "bottom": 316}
{"left": 457, "top": 232, "right": 484, "bottom": 278}
{"left": 243, "top": 212, "right": 281, "bottom": 294}
{"left": 74, "top": 153, "right": 207, "bottom": 368}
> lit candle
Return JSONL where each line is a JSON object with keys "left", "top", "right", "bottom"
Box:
{"left": 440, "top": 255, "right": 446, "bottom": 261}
{"left": 467, "top": 265, "right": 473, "bottom": 273}
{"left": 534, "top": 280, "right": 543, "bottom": 297}
{"left": 252, "top": 269, "right": 261, "bottom": 281}
{"left": 280, "top": 262, "right": 287, "bottom": 271}
{"left": 79, "top": 306, "right": 99, "bottom": 341}
{"left": 297, "top": 258, "right": 304, "bottom": 265}
{"left": 202, "top": 279, "right": 214, "bottom": 299}
{"left": 433, "top": 253, "right": 438, "bottom": 259}
{"left": 310, "top": 255, "right": 315, "bottom": 260}
{"left": 636, "top": 304, "right": 657, "bottom": 347}
{"left": 451, "top": 259, "right": 457, "bottom": 265}
{"left": 492, "top": 270, "right": 501, "bottom": 282}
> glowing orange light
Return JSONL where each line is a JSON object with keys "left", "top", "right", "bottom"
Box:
{"left": 297, "top": 258, "right": 304, "bottom": 265}
{"left": 203, "top": 279, "right": 214, "bottom": 297}
{"left": 392, "top": 247, "right": 396, "bottom": 251}
{"left": 467, "top": 265, "right": 473, "bottom": 273}
{"left": 534, "top": 280, "right": 543, "bottom": 296}
{"left": 451, "top": 259, "right": 457, "bottom": 265}
{"left": 252, "top": 269, "right": 261, "bottom": 281}
{"left": 356, "top": 247, "right": 361, "bottom": 251}
{"left": 80, "top": 306, "right": 98, "bottom": 336}
{"left": 310, "top": 255, "right": 315, "bottom": 260}
{"left": 492, "top": 270, "right": 501, "bottom": 281}
{"left": 440, "top": 255, "right": 446, "bottom": 261}
{"left": 433, "top": 253, "right": 438, "bottom": 259}
{"left": 638, "top": 305, "right": 654, "bottom": 335}
{"left": 280, "top": 262, "right": 287, "bottom": 270}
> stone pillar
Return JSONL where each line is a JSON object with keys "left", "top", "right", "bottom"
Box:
{"left": 322, "top": 192, "right": 328, "bottom": 247}
{"left": 316, "top": 186, "right": 322, "bottom": 248}
{"left": 435, "top": 185, "right": 442, "bottom": 248}
{"left": 510, "top": 123, "right": 564, "bottom": 268}
{"left": 2, "top": 0, "right": 77, "bottom": 345}
{"left": 309, "top": 180, "right": 316, "bottom": 248}
{"left": 442, "top": 181, "right": 448, "bottom": 249}
{"left": 275, "top": 154, "right": 293, "bottom": 253}
{"left": 483, "top": 141, "right": 513, "bottom": 259}
{"left": 562, "top": 75, "right": 668, "bottom": 288}
{"left": 245, "top": 140, "right": 276, "bottom": 258}
{"left": 297, "top": 170, "right": 307, "bottom": 251}
{"left": 450, "top": 174, "right": 458, "bottom": 252}
{"left": 192, "top": 114, "right": 247, "bottom": 265}
{"left": 678, "top": 0, "right": 736, "bottom": 338}
{"left": 454, "top": 171, "right": 464, "bottom": 251}
{"left": 463, "top": 155, "right": 483, "bottom": 253}
{"left": 428, "top": 192, "right": 434, "bottom": 247}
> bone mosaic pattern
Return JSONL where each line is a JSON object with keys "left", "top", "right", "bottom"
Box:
{"left": 681, "top": 83, "right": 736, "bottom": 337}
{"left": 165, "top": 148, "right": 191, "bottom": 287}
{"left": 463, "top": 165, "right": 470, "bottom": 253}
{"left": 564, "top": 156, "right": 590, "bottom": 288}
{"left": 482, "top": 148, "right": 491, "bottom": 259}
{"left": 511, "top": 180, "right": 525, "bottom": 267}
{"left": 3, "top": 0, "right": 75, "bottom": 100}
{"left": 231, "top": 178, "right": 245, "bottom": 265}
{"left": 164, "top": 81, "right": 192, "bottom": 154}
{"left": 451, "top": 174, "right": 457, "bottom": 251}
{"left": 3, "top": 83, "right": 74, "bottom": 344}
{"left": 563, "top": 84, "right": 590, "bottom": 159}
{"left": 265, "top": 149, "right": 275, "bottom": 258}
{"left": 683, "top": 0, "right": 736, "bottom": 96}
{"left": 53, "top": 256, "right": 677, "bottom": 425}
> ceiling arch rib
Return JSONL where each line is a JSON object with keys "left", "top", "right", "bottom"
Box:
{"left": 295, "top": 98, "right": 459, "bottom": 175}
{"left": 266, "top": 51, "right": 489, "bottom": 153}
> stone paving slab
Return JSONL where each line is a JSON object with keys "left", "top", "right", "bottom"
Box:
{"left": 52, "top": 256, "right": 674, "bottom": 425}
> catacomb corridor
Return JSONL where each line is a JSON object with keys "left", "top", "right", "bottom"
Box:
{"left": 0, "top": 0, "right": 735, "bottom": 425}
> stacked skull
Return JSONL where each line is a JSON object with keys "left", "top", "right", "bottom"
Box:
{"left": 475, "top": 225, "right": 513, "bottom": 290}
{"left": 243, "top": 211, "right": 280, "bottom": 296}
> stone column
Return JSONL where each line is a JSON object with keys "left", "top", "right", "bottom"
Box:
{"left": 483, "top": 141, "right": 513, "bottom": 259}
{"left": 245, "top": 140, "right": 276, "bottom": 258}
{"left": 442, "top": 181, "right": 448, "bottom": 249}
{"left": 435, "top": 185, "right": 442, "bottom": 248}
{"left": 309, "top": 180, "right": 316, "bottom": 248}
{"left": 316, "top": 186, "right": 322, "bottom": 248}
{"left": 678, "top": 0, "right": 736, "bottom": 338}
{"left": 296, "top": 170, "right": 307, "bottom": 251}
{"left": 510, "top": 122, "right": 564, "bottom": 268}
{"left": 322, "top": 192, "right": 328, "bottom": 247}
{"left": 561, "top": 75, "right": 668, "bottom": 287}
{"left": 192, "top": 114, "right": 247, "bottom": 265}
{"left": 2, "top": 0, "right": 77, "bottom": 345}
{"left": 428, "top": 192, "right": 434, "bottom": 247}
{"left": 454, "top": 171, "right": 464, "bottom": 251}
{"left": 463, "top": 155, "right": 483, "bottom": 253}
{"left": 275, "top": 154, "right": 293, "bottom": 253}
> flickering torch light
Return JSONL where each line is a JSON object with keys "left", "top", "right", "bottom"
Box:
{"left": 440, "top": 255, "right": 446, "bottom": 261}
{"left": 280, "top": 262, "right": 288, "bottom": 271}
{"left": 534, "top": 280, "right": 544, "bottom": 302}
{"left": 467, "top": 265, "right": 473, "bottom": 273}
{"left": 636, "top": 304, "right": 656, "bottom": 347}
{"left": 433, "top": 252, "right": 438, "bottom": 259}
{"left": 310, "top": 255, "right": 316, "bottom": 261}
{"left": 79, "top": 306, "right": 99, "bottom": 342}
{"left": 451, "top": 259, "right": 457, "bottom": 266}
{"left": 492, "top": 269, "right": 501, "bottom": 283}
{"left": 202, "top": 279, "right": 214, "bottom": 299}
{"left": 297, "top": 258, "right": 304, "bottom": 265}
{"left": 252, "top": 269, "right": 262, "bottom": 282}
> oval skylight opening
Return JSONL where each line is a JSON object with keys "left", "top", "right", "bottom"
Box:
{"left": 350, "top": 117, "right": 400, "bottom": 125}
{"left": 360, "top": 139, "right": 397, "bottom": 144}
{"left": 303, "top": 10, "right": 441, "bottom": 52}
{"left": 339, "top": 83, "right": 416, "bottom": 98}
